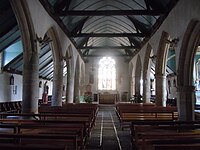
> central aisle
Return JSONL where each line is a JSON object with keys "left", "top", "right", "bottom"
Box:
{"left": 86, "top": 105, "right": 133, "bottom": 150}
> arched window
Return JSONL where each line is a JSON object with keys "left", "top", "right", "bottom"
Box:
{"left": 98, "top": 57, "right": 116, "bottom": 90}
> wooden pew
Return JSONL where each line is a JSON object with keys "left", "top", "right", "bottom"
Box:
{"left": 0, "top": 120, "right": 85, "bottom": 149}
{"left": 18, "top": 123, "right": 86, "bottom": 149}
{"left": 140, "top": 133, "right": 200, "bottom": 150}
{"left": 0, "top": 101, "right": 22, "bottom": 113}
{"left": 39, "top": 104, "right": 98, "bottom": 128}
{"left": 0, "top": 133, "right": 76, "bottom": 150}
{"left": 0, "top": 103, "right": 98, "bottom": 149}
{"left": 154, "top": 143, "right": 200, "bottom": 150}
{"left": 0, "top": 143, "right": 67, "bottom": 150}
{"left": 115, "top": 104, "right": 178, "bottom": 129}
{"left": 0, "top": 124, "right": 18, "bottom": 133}
{"left": 0, "top": 110, "right": 95, "bottom": 135}
{"left": 0, "top": 118, "right": 88, "bottom": 149}
{"left": 131, "top": 122, "right": 200, "bottom": 150}
{"left": 131, "top": 120, "right": 200, "bottom": 140}
{"left": 115, "top": 103, "right": 155, "bottom": 118}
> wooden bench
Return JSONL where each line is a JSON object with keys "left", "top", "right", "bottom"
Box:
{"left": 140, "top": 133, "right": 200, "bottom": 150}
{"left": 0, "top": 103, "right": 98, "bottom": 149}
{"left": 131, "top": 120, "right": 200, "bottom": 134}
{"left": 0, "top": 133, "right": 76, "bottom": 150}
{"left": 115, "top": 103, "right": 155, "bottom": 118}
{"left": 39, "top": 104, "right": 98, "bottom": 128}
{"left": 0, "top": 120, "right": 87, "bottom": 149}
{"left": 115, "top": 104, "right": 178, "bottom": 129}
{"left": 153, "top": 143, "right": 200, "bottom": 150}
{"left": 131, "top": 122, "right": 200, "bottom": 150}
{"left": 0, "top": 118, "right": 89, "bottom": 134}
{"left": 0, "top": 113, "right": 92, "bottom": 130}
{"left": 0, "top": 143, "right": 67, "bottom": 150}
{"left": 0, "top": 101, "right": 21, "bottom": 113}
{"left": 19, "top": 123, "right": 87, "bottom": 149}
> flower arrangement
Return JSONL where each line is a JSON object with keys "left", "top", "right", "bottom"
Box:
{"left": 84, "top": 95, "right": 92, "bottom": 103}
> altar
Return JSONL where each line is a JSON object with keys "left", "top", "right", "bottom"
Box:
{"left": 99, "top": 93, "right": 117, "bottom": 104}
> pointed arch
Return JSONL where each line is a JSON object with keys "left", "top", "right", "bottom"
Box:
{"left": 10, "top": 0, "right": 39, "bottom": 113}
{"left": 177, "top": 19, "right": 200, "bottom": 120}
{"left": 155, "top": 31, "right": 170, "bottom": 106}
{"left": 143, "top": 43, "right": 153, "bottom": 103}
{"left": 177, "top": 20, "right": 200, "bottom": 86}
{"left": 155, "top": 31, "right": 170, "bottom": 75}
{"left": 46, "top": 27, "right": 63, "bottom": 106}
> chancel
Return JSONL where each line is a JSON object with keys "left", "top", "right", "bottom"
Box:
{"left": 0, "top": 0, "right": 200, "bottom": 149}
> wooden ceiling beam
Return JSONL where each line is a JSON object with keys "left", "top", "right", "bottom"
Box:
{"left": 72, "top": 33, "right": 147, "bottom": 37}
{"left": 58, "top": 10, "right": 164, "bottom": 16}
{"left": 82, "top": 54, "right": 131, "bottom": 57}
{"left": 78, "top": 46, "right": 137, "bottom": 49}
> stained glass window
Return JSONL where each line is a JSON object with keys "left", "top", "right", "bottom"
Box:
{"left": 98, "top": 57, "right": 116, "bottom": 90}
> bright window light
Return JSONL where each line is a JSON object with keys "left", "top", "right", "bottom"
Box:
{"left": 98, "top": 57, "right": 116, "bottom": 90}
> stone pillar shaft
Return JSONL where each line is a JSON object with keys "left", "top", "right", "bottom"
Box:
{"left": 66, "top": 61, "right": 74, "bottom": 103}
{"left": 143, "top": 78, "right": 151, "bottom": 103}
{"left": 22, "top": 45, "right": 39, "bottom": 113}
{"left": 155, "top": 74, "right": 167, "bottom": 106}
{"left": 135, "top": 75, "right": 141, "bottom": 95}
{"left": 177, "top": 86, "right": 195, "bottom": 121}
{"left": 51, "top": 61, "right": 63, "bottom": 106}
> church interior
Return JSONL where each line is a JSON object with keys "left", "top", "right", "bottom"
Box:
{"left": 0, "top": 0, "right": 200, "bottom": 149}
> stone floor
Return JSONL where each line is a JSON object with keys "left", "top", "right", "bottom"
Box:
{"left": 86, "top": 105, "right": 133, "bottom": 150}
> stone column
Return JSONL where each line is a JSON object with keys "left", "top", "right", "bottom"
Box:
{"left": 128, "top": 76, "right": 132, "bottom": 100}
{"left": 135, "top": 75, "right": 141, "bottom": 95}
{"left": 74, "top": 70, "right": 80, "bottom": 103}
{"left": 74, "top": 85, "right": 80, "bottom": 103}
{"left": 66, "top": 61, "right": 74, "bottom": 103}
{"left": 177, "top": 86, "right": 195, "bottom": 121}
{"left": 22, "top": 42, "right": 39, "bottom": 113}
{"left": 155, "top": 74, "right": 167, "bottom": 106}
{"left": 0, "top": 52, "right": 2, "bottom": 73}
{"left": 51, "top": 61, "right": 63, "bottom": 106}
{"left": 143, "top": 76, "right": 151, "bottom": 103}
{"left": 10, "top": 0, "right": 39, "bottom": 114}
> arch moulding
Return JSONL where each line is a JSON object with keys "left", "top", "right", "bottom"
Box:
{"left": 177, "top": 20, "right": 200, "bottom": 121}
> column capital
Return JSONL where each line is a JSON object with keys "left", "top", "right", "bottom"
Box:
{"left": 155, "top": 73, "right": 166, "bottom": 77}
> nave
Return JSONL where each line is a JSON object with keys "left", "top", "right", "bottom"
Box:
{"left": 1, "top": 102, "right": 200, "bottom": 149}
{"left": 86, "top": 105, "right": 132, "bottom": 150}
